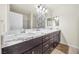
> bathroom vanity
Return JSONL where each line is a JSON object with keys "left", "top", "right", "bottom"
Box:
{"left": 2, "top": 29, "right": 60, "bottom": 54}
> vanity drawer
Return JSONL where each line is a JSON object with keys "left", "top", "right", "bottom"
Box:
{"left": 31, "top": 44, "right": 42, "bottom": 54}
{"left": 43, "top": 49, "right": 52, "bottom": 54}
{"left": 53, "top": 31, "right": 60, "bottom": 37}
{"left": 50, "top": 38, "right": 54, "bottom": 44}
{"left": 23, "top": 44, "right": 42, "bottom": 54}
{"left": 43, "top": 40, "right": 50, "bottom": 53}
{"left": 30, "top": 36, "right": 42, "bottom": 46}
{"left": 2, "top": 48, "right": 13, "bottom": 54}
{"left": 43, "top": 35, "right": 50, "bottom": 42}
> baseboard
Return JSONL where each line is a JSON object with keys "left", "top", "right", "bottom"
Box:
{"left": 60, "top": 42, "right": 79, "bottom": 49}
{"left": 68, "top": 44, "right": 79, "bottom": 49}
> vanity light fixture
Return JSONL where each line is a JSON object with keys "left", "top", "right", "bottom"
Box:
{"left": 35, "top": 4, "right": 48, "bottom": 14}
{"left": 45, "top": 9, "right": 48, "bottom": 13}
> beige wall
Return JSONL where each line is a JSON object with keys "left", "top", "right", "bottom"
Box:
{"left": 0, "top": 4, "right": 9, "bottom": 54}
{"left": 52, "top": 5, "right": 79, "bottom": 49}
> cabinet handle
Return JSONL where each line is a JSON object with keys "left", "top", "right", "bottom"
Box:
{"left": 45, "top": 44, "right": 49, "bottom": 47}
{"left": 32, "top": 51, "right": 34, "bottom": 54}
{"left": 45, "top": 37, "right": 49, "bottom": 40}
{"left": 37, "top": 51, "right": 39, "bottom": 53}
{"left": 3, "top": 52, "right": 7, "bottom": 54}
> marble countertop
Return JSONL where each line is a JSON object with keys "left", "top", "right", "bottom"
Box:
{"left": 2, "top": 28, "right": 60, "bottom": 48}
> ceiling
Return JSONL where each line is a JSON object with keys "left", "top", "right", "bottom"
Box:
{"left": 10, "top": 4, "right": 60, "bottom": 15}
{"left": 10, "top": 4, "right": 79, "bottom": 15}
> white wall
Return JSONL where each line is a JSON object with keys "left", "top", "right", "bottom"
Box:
{"left": 0, "top": 4, "right": 9, "bottom": 54}
{"left": 52, "top": 5, "right": 79, "bottom": 49}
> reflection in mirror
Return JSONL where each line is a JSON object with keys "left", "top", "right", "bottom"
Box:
{"left": 34, "top": 4, "right": 48, "bottom": 29}
{"left": 47, "top": 18, "right": 52, "bottom": 26}
{"left": 53, "top": 16, "right": 59, "bottom": 26}
{"left": 46, "top": 18, "right": 53, "bottom": 29}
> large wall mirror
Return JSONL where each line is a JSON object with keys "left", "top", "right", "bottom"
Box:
{"left": 46, "top": 18, "right": 53, "bottom": 29}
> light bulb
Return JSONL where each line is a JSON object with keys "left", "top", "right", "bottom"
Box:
{"left": 43, "top": 8, "right": 45, "bottom": 11}
{"left": 45, "top": 9, "right": 48, "bottom": 13}
{"left": 40, "top": 6, "right": 42, "bottom": 10}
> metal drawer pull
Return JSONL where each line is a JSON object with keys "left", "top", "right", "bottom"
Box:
{"left": 3, "top": 52, "right": 7, "bottom": 54}
{"left": 45, "top": 44, "right": 49, "bottom": 47}
{"left": 32, "top": 51, "right": 34, "bottom": 54}
{"left": 45, "top": 37, "right": 49, "bottom": 39}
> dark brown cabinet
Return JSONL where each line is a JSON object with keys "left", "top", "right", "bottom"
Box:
{"left": 31, "top": 45, "right": 42, "bottom": 54}
{"left": 42, "top": 40, "right": 50, "bottom": 53}
{"left": 2, "top": 31, "right": 60, "bottom": 54}
{"left": 23, "top": 44, "right": 42, "bottom": 54}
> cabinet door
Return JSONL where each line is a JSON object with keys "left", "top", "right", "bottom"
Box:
{"left": 31, "top": 45, "right": 42, "bottom": 54}
{"left": 49, "top": 38, "right": 54, "bottom": 48}
{"left": 49, "top": 31, "right": 60, "bottom": 49}
{"left": 43, "top": 40, "right": 50, "bottom": 53}
{"left": 43, "top": 34, "right": 50, "bottom": 42}
{"left": 24, "top": 45, "right": 42, "bottom": 54}
{"left": 53, "top": 31, "right": 60, "bottom": 48}
{"left": 53, "top": 31, "right": 60, "bottom": 43}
